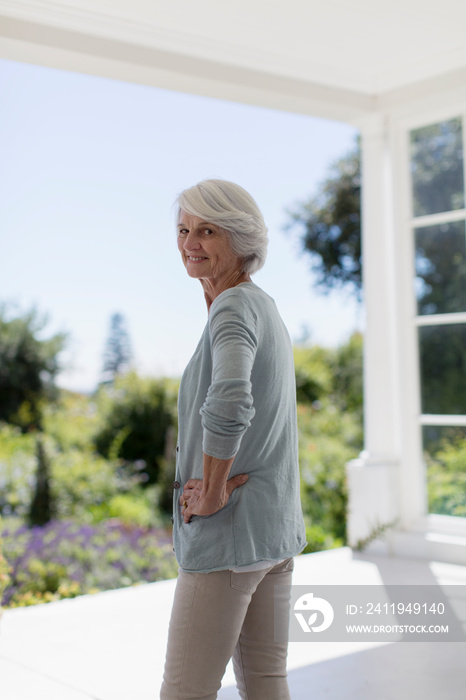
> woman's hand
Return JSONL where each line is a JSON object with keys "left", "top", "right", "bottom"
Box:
{"left": 180, "top": 474, "right": 248, "bottom": 524}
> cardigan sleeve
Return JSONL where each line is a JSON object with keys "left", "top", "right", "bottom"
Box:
{"left": 200, "top": 290, "right": 258, "bottom": 460}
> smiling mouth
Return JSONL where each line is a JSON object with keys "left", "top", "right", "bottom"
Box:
{"left": 187, "top": 256, "right": 208, "bottom": 262}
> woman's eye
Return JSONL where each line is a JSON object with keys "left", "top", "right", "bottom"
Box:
{"left": 178, "top": 228, "right": 188, "bottom": 236}
{"left": 203, "top": 228, "right": 214, "bottom": 235}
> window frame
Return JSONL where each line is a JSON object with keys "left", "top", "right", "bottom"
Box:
{"left": 405, "top": 112, "right": 466, "bottom": 520}
{"left": 410, "top": 115, "right": 466, "bottom": 428}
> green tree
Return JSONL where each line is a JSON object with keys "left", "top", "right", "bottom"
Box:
{"left": 100, "top": 313, "right": 132, "bottom": 385}
{"left": 294, "top": 334, "right": 363, "bottom": 449}
{"left": 29, "top": 436, "right": 55, "bottom": 526}
{"left": 0, "top": 306, "right": 67, "bottom": 431}
{"left": 94, "top": 372, "right": 177, "bottom": 485}
{"left": 294, "top": 344, "right": 333, "bottom": 404}
{"left": 286, "top": 137, "right": 362, "bottom": 295}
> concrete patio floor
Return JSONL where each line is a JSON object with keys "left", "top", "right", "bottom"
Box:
{"left": 1, "top": 547, "right": 465, "bottom": 700}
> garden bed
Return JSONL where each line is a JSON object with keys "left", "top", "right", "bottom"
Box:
{"left": 1, "top": 518, "right": 177, "bottom": 608}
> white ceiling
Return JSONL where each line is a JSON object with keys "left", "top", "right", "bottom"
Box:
{"left": 1, "top": 0, "right": 466, "bottom": 122}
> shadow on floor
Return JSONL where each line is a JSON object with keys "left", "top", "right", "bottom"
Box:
{"left": 220, "top": 550, "right": 466, "bottom": 700}
{"left": 219, "top": 638, "right": 466, "bottom": 700}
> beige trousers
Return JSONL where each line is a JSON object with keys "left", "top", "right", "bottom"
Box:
{"left": 160, "top": 557, "right": 294, "bottom": 700}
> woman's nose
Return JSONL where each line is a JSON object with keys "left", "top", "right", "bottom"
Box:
{"left": 183, "top": 232, "right": 201, "bottom": 250}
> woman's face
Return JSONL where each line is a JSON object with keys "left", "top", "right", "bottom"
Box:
{"left": 177, "top": 211, "right": 242, "bottom": 286}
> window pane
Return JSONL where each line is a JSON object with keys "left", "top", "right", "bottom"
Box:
{"left": 423, "top": 425, "right": 466, "bottom": 517}
{"left": 415, "top": 220, "right": 466, "bottom": 315}
{"left": 419, "top": 324, "right": 466, "bottom": 414}
{"left": 411, "top": 117, "right": 464, "bottom": 217}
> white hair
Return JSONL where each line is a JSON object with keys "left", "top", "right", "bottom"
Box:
{"left": 176, "top": 179, "right": 268, "bottom": 275}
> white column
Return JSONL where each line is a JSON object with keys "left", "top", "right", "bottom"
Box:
{"left": 346, "top": 114, "right": 401, "bottom": 548}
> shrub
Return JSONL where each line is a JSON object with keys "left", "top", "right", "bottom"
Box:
{"left": 294, "top": 333, "right": 363, "bottom": 427}
{"left": 88, "top": 488, "right": 163, "bottom": 528}
{"left": 427, "top": 438, "right": 466, "bottom": 517}
{"left": 0, "top": 423, "right": 36, "bottom": 518}
{"left": 294, "top": 334, "right": 363, "bottom": 551}
{"left": 297, "top": 400, "right": 361, "bottom": 544}
{"left": 42, "top": 390, "right": 100, "bottom": 451}
{"left": 302, "top": 523, "right": 343, "bottom": 554}
{"left": 330, "top": 332, "right": 363, "bottom": 419}
{"left": 50, "top": 446, "right": 141, "bottom": 522}
{"left": 0, "top": 516, "right": 11, "bottom": 611}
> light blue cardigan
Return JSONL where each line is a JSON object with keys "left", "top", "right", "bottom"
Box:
{"left": 172, "top": 281, "right": 306, "bottom": 572}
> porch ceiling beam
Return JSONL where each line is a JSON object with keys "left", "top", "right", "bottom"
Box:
{"left": 0, "top": 15, "right": 375, "bottom": 124}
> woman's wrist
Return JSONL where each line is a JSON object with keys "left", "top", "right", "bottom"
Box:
{"left": 202, "top": 453, "right": 234, "bottom": 497}
{"left": 199, "top": 484, "right": 227, "bottom": 511}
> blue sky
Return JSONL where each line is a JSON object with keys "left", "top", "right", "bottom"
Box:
{"left": 0, "top": 58, "right": 361, "bottom": 392}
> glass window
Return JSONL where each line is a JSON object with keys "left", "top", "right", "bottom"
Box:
{"left": 415, "top": 220, "right": 466, "bottom": 315}
{"left": 411, "top": 117, "right": 464, "bottom": 217}
{"left": 411, "top": 117, "right": 466, "bottom": 519}
{"left": 419, "top": 324, "right": 466, "bottom": 415}
{"left": 423, "top": 426, "right": 466, "bottom": 517}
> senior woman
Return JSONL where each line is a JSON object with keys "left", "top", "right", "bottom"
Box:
{"left": 160, "top": 179, "right": 306, "bottom": 700}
